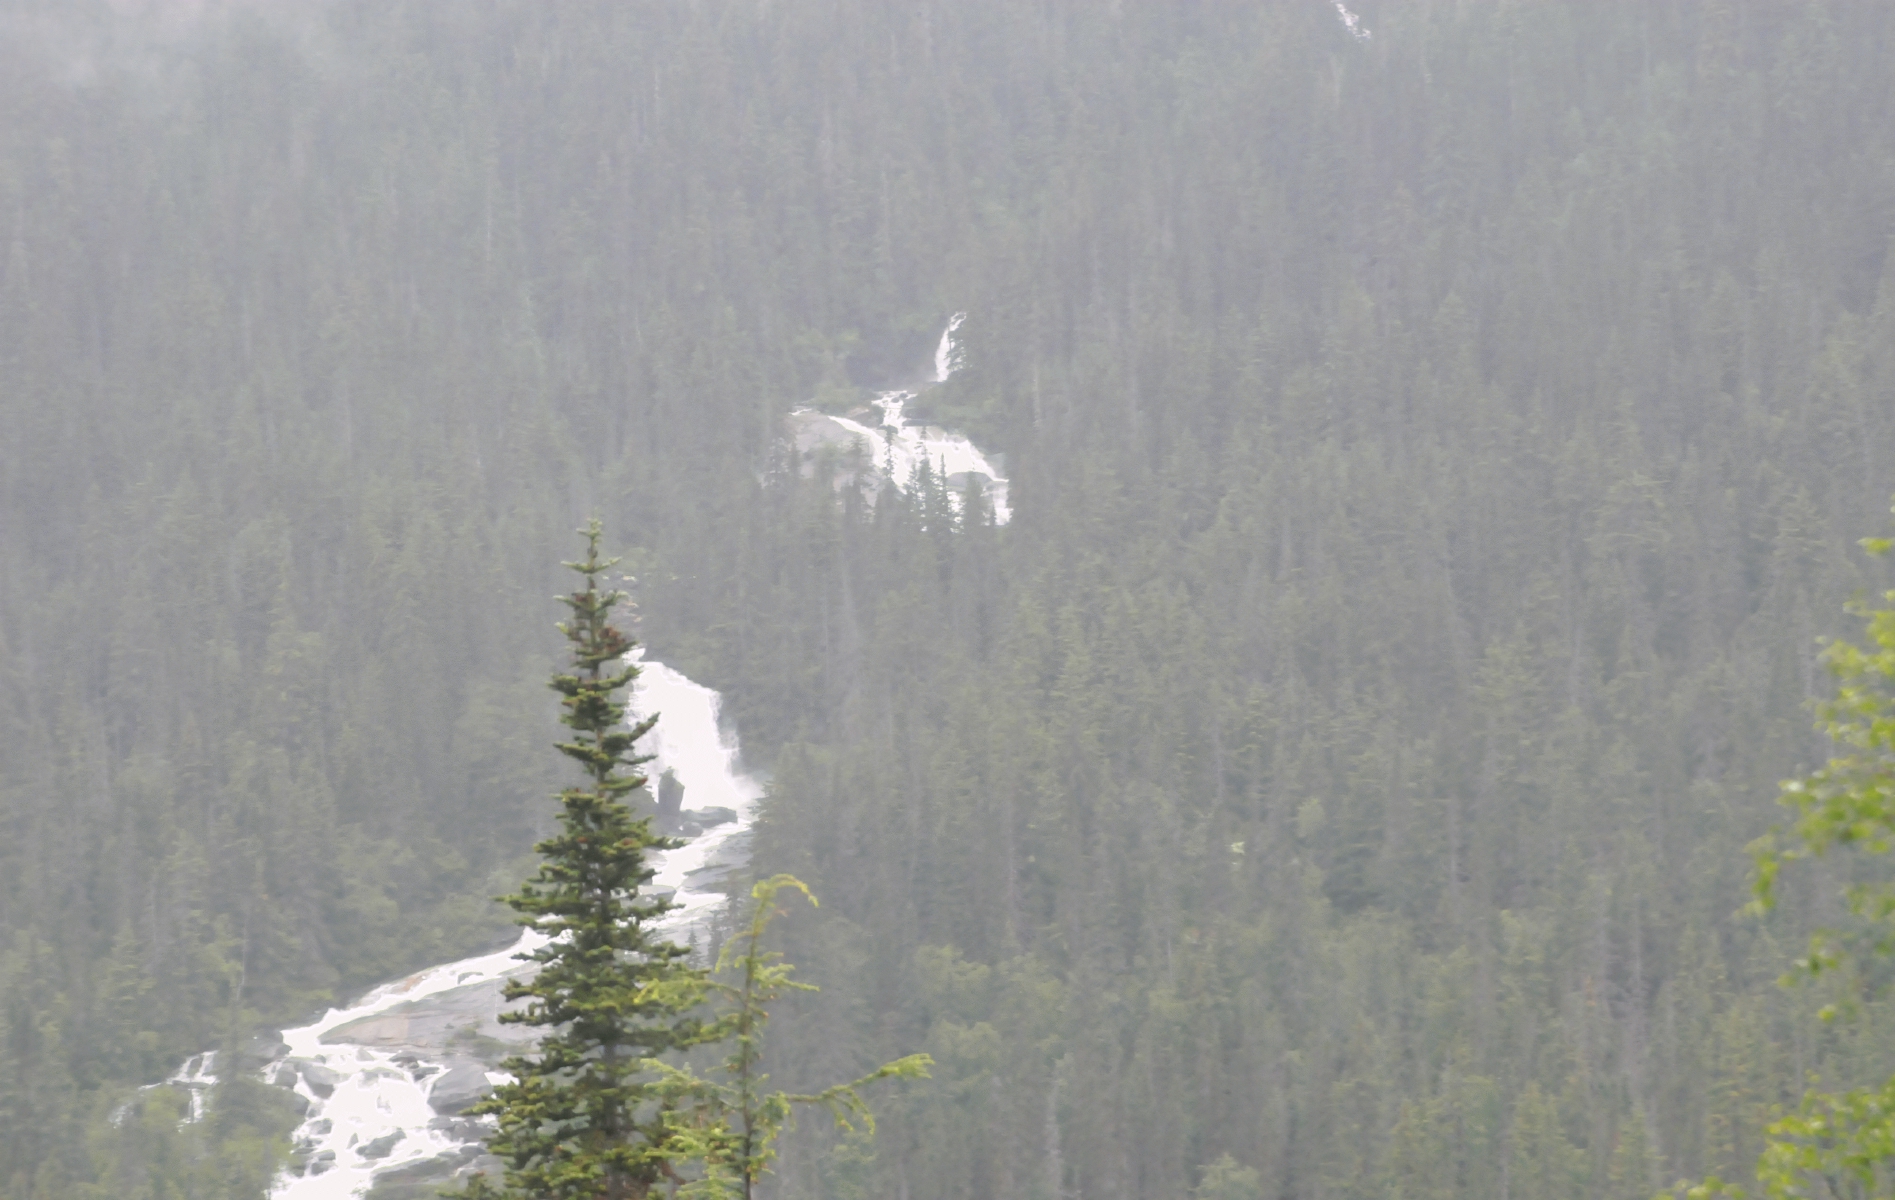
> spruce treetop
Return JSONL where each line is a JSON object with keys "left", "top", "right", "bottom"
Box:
{"left": 468, "top": 520, "right": 709, "bottom": 1200}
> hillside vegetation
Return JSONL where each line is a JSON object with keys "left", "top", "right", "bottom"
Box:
{"left": 3, "top": 3, "right": 1895, "bottom": 1198}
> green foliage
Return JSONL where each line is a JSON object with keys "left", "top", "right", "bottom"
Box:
{"left": 657, "top": 876, "right": 930, "bottom": 1200}
{"left": 468, "top": 522, "right": 709, "bottom": 1200}
{"left": 76, "top": 1078, "right": 303, "bottom": 1200}
{"left": 1668, "top": 514, "right": 1895, "bottom": 1198}
{"left": 1756, "top": 555, "right": 1895, "bottom": 953}
{"left": 1193, "top": 1154, "right": 1263, "bottom": 1200}
{"left": 4, "top": 3, "right": 1895, "bottom": 1197}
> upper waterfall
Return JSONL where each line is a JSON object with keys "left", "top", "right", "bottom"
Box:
{"left": 933, "top": 311, "right": 967, "bottom": 383}
{"left": 1333, "top": 1, "right": 1370, "bottom": 40}
{"left": 788, "top": 313, "right": 1011, "bottom": 524}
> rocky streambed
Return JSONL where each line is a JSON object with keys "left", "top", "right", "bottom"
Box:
{"left": 157, "top": 314, "right": 1001, "bottom": 1199}
{"left": 229, "top": 653, "right": 767, "bottom": 1200}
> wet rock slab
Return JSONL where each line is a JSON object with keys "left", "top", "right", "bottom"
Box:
{"left": 427, "top": 1061, "right": 499, "bottom": 1115}
{"left": 365, "top": 1146, "right": 498, "bottom": 1200}
{"left": 318, "top": 975, "right": 535, "bottom": 1056}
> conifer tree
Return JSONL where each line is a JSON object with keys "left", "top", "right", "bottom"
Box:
{"left": 469, "top": 520, "right": 708, "bottom": 1200}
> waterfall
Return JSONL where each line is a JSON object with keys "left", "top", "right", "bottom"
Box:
{"left": 933, "top": 311, "right": 967, "bottom": 383}
{"left": 157, "top": 313, "right": 1006, "bottom": 1198}
{"left": 1333, "top": 2, "right": 1370, "bottom": 40}
{"left": 788, "top": 313, "right": 1011, "bottom": 523}
{"left": 185, "top": 653, "right": 766, "bottom": 1199}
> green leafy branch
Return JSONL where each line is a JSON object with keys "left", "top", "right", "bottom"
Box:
{"left": 654, "top": 875, "right": 931, "bottom": 1200}
{"left": 1667, "top": 511, "right": 1895, "bottom": 1200}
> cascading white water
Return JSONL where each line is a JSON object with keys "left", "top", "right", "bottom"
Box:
{"left": 1333, "top": 1, "right": 1371, "bottom": 40}
{"left": 159, "top": 312, "right": 1004, "bottom": 1198}
{"left": 933, "top": 311, "right": 966, "bottom": 383}
{"left": 787, "top": 313, "right": 1011, "bottom": 523}
{"left": 227, "top": 651, "right": 764, "bottom": 1199}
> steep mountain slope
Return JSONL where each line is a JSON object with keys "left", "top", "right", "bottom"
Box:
{"left": 4, "top": 3, "right": 1895, "bottom": 1198}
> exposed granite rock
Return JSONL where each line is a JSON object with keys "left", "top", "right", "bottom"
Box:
{"left": 240, "top": 1032, "right": 288, "bottom": 1069}
{"left": 318, "top": 975, "right": 536, "bottom": 1055}
{"left": 658, "top": 769, "right": 684, "bottom": 821}
{"left": 371, "top": 1144, "right": 481, "bottom": 1186}
{"left": 364, "top": 1150, "right": 500, "bottom": 1200}
{"left": 428, "top": 1114, "right": 489, "bottom": 1143}
{"left": 299, "top": 1062, "right": 342, "bottom": 1098}
{"left": 427, "top": 1061, "right": 497, "bottom": 1115}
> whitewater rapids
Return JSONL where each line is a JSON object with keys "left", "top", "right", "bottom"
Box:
{"left": 250, "top": 653, "right": 763, "bottom": 1199}
{"left": 787, "top": 313, "right": 1011, "bottom": 524}
{"left": 156, "top": 313, "right": 1000, "bottom": 1198}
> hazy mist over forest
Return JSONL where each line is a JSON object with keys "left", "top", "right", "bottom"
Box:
{"left": 5, "top": 2, "right": 1895, "bottom": 1198}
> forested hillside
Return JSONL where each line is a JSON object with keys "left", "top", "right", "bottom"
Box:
{"left": 3, "top": 2, "right": 1895, "bottom": 1197}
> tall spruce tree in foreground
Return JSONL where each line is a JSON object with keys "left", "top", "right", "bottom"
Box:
{"left": 468, "top": 521, "right": 708, "bottom": 1200}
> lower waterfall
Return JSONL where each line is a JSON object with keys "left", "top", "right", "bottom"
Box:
{"left": 248, "top": 653, "right": 762, "bottom": 1199}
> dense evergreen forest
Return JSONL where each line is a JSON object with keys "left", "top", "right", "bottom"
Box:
{"left": 5, "top": 1, "right": 1895, "bottom": 1196}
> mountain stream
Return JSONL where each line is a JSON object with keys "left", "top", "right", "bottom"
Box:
{"left": 157, "top": 316, "right": 996, "bottom": 1199}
